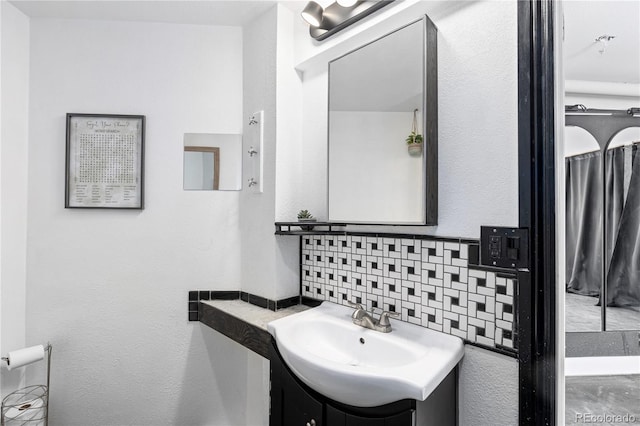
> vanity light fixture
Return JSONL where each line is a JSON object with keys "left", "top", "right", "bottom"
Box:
{"left": 301, "top": 0, "right": 394, "bottom": 41}
{"left": 301, "top": 1, "right": 324, "bottom": 27}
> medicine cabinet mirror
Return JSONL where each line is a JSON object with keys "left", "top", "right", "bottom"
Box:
{"left": 327, "top": 16, "right": 438, "bottom": 225}
{"left": 183, "top": 133, "right": 242, "bottom": 191}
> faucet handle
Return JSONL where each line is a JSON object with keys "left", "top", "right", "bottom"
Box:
{"left": 346, "top": 300, "right": 363, "bottom": 310}
{"left": 377, "top": 310, "right": 401, "bottom": 327}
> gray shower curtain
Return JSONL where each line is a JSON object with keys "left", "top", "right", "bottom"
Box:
{"left": 565, "top": 144, "right": 640, "bottom": 307}
{"left": 565, "top": 148, "right": 624, "bottom": 296}
{"left": 606, "top": 144, "right": 640, "bottom": 307}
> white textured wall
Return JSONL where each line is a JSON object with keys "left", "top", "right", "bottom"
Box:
{"left": 0, "top": 1, "right": 30, "bottom": 397}
{"left": 286, "top": 1, "right": 519, "bottom": 425}
{"left": 241, "top": 5, "right": 299, "bottom": 301}
{"left": 26, "top": 18, "right": 258, "bottom": 425}
{"left": 458, "top": 345, "right": 519, "bottom": 425}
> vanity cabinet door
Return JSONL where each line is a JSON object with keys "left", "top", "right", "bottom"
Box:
{"left": 280, "top": 372, "right": 323, "bottom": 426}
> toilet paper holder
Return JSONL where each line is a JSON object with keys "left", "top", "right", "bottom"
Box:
{"left": 1, "top": 344, "right": 52, "bottom": 426}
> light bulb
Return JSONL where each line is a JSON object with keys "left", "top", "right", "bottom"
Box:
{"left": 301, "top": 2, "right": 324, "bottom": 27}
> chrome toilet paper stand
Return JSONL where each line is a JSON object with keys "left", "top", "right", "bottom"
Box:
{"left": 1, "top": 343, "right": 52, "bottom": 426}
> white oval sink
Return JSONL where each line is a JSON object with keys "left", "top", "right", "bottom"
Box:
{"left": 267, "top": 301, "right": 464, "bottom": 407}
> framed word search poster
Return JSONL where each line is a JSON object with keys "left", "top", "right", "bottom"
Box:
{"left": 65, "top": 113, "right": 145, "bottom": 209}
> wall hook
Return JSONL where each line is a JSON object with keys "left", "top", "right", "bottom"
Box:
{"left": 248, "top": 178, "right": 258, "bottom": 187}
{"left": 247, "top": 146, "right": 258, "bottom": 157}
{"left": 595, "top": 34, "right": 616, "bottom": 54}
{"left": 249, "top": 116, "right": 259, "bottom": 125}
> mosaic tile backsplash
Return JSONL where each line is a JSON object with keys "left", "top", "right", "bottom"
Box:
{"left": 301, "top": 235, "right": 517, "bottom": 354}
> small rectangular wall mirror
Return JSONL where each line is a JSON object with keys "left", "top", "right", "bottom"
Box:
{"left": 183, "top": 133, "right": 242, "bottom": 191}
{"left": 327, "top": 16, "right": 438, "bottom": 225}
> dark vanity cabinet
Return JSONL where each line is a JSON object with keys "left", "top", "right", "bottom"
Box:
{"left": 270, "top": 341, "right": 440, "bottom": 426}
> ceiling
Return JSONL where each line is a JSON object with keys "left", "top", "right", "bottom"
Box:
{"left": 9, "top": 0, "right": 277, "bottom": 26}
{"left": 563, "top": 1, "right": 640, "bottom": 84}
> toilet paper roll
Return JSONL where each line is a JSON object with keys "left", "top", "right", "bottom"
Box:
{"left": 4, "top": 397, "right": 46, "bottom": 425}
{"left": 5, "top": 345, "right": 45, "bottom": 371}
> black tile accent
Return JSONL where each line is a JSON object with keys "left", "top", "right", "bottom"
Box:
{"left": 372, "top": 262, "right": 378, "bottom": 269}
{"left": 329, "top": 240, "right": 334, "bottom": 246}
{"left": 372, "top": 300, "right": 378, "bottom": 308}
{"left": 305, "top": 254, "right": 310, "bottom": 261}
{"left": 503, "top": 329, "right": 513, "bottom": 340}
{"left": 372, "top": 281, "right": 378, "bottom": 288}
{"left": 468, "top": 244, "right": 480, "bottom": 265}
{"left": 477, "top": 278, "right": 486, "bottom": 287}
{"left": 316, "top": 288, "right": 322, "bottom": 295}
{"left": 302, "top": 296, "right": 323, "bottom": 307}
{"left": 408, "top": 266, "right": 415, "bottom": 275}
{"left": 329, "top": 273, "right": 334, "bottom": 280}
{"left": 342, "top": 258, "right": 347, "bottom": 265}
{"left": 356, "top": 278, "right": 362, "bottom": 286}
{"left": 199, "top": 291, "right": 210, "bottom": 301}
{"left": 504, "top": 304, "right": 513, "bottom": 314}
{"left": 276, "top": 296, "right": 299, "bottom": 310}
{"left": 428, "top": 292, "right": 436, "bottom": 300}
{"left": 477, "top": 327, "right": 486, "bottom": 337}
{"left": 408, "top": 245, "right": 415, "bottom": 254}
{"left": 388, "top": 304, "right": 396, "bottom": 312}
{"left": 428, "top": 314, "right": 436, "bottom": 322}
{"left": 451, "top": 273, "right": 459, "bottom": 282}
{"left": 356, "top": 260, "right": 362, "bottom": 267}
{"left": 497, "top": 285, "right": 507, "bottom": 295}
{"left": 356, "top": 296, "right": 362, "bottom": 304}
{"left": 316, "top": 255, "right": 321, "bottom": 262}
{"left": 356, "top": 242, "right": 362, "bottom": 249}
{"left": 451, "top": 297, "right": 459, "bottom": 306}
{"left": 452, "top": 250, "right": 460, "bottom": 258}
{"left": 342, "top": 293, "right": 347, "bottom": 300}
{"left": 389, "top": 244, "right": 396, "bottom": 252}
{"left": 248, "top": 294, "right": 269, "bottom": 309}
{"left": 429, "top": 248, "right": 437, "bottom": 256}
{"left": 451, "top": 320, "right": 459, "bottom": 329}
{"left": 189, "top": 311, "right": 199, "bottom": 321}
{"left": 389, "top": 284, "right": 396, "bottom": 292}
{"left": 188, "top": 301, "right": 198, "bottom": 311}
{"left": 189, "top": 291, "right": 198, "bottom": 301}
{"left": 408, "top": 309, "right": 415, "bottom": 317}
{"left": 342, "top": 275, "right": 347, "bottom": 282}
{"left": 389, "top": 264, "right": 395, "bottom": 272}
{"left": 477, "top": 302, "right": 486, "bottom": 312}
{"left": 342, "top": 241, "right": 347, "bottom": 247}
{"left": 316, "top": 271, "right": 321, "bottom": 278}
{"left": 305, "top": 238, "right": 310, "bottom": 245}
{"left": 329, "top": 257, "right": 334, "bottom": 263}
{"left": 329, "top": 290, "right": 334, "bottom": 297}
{"left": 305, "top": 270, "right": 310, "bottom": 276}
{"left": 408, "top": 288, "right": 415, "bottom": 296}
{"left": 316, "top": 239, "right": 322, "bottom": 245}
{"left": 428, "top": 270, "right": 436, "bottom": 278}
{"left": 372, "top": 243, "right": 378, "bottom": 250}
{"left": 211, "top": 291, "right": 240, "bottom": 300}
{"left": 305, "top": 286, "right": 310, "bottom": 291}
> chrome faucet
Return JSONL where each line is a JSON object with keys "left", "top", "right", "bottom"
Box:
{"left": 347, "top": 301, "right": 401, "bottom": 333}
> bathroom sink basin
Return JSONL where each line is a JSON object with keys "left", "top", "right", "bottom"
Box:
{"left": 267, "top": 302, "right": 464, "bottom": 407}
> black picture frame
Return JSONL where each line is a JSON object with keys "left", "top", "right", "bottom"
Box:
{"left": 65, "top": 113, "right": 145, "bottom": 209}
